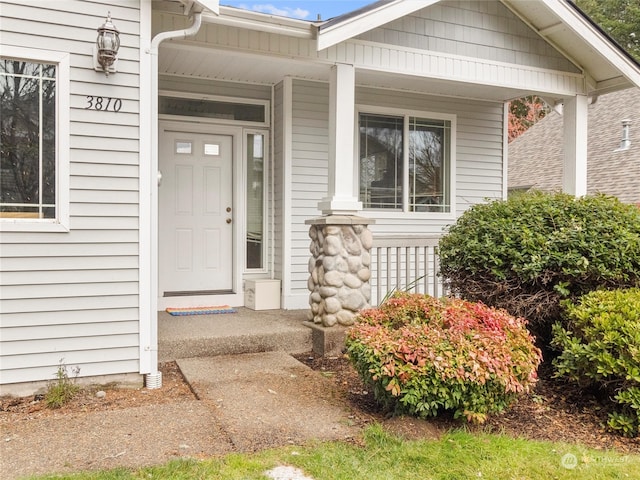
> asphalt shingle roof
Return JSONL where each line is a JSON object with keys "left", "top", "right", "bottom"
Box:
{"left": 508, "top": 88, "right": 640, "bottom": 204}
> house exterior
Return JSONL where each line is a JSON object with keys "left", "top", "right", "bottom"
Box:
{"left": 509, "top": 87, "right": 640, "bottom": 204}
{"left": 2, "top": 0, "right": 639, "bottom": 395}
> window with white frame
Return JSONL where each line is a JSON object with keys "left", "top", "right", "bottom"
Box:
{"left": 359, "top": 110, "right": 454, "bottom": 213}
{"left": 0, "top": 47, "right": 69, "bottom": 229}
{"left": 246, "top": 131, "right": 267, "bottom": 270}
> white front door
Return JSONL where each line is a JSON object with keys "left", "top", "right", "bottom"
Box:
{"left": 159, "top": 130, "right": 234, "bottom": 295}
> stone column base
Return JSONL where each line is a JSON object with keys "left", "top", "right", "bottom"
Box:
{"left": 305, "top": 215, "right": 375, "bottom": 328}
{"left": 303, "top": 321, "right": 349, "bottom": 357}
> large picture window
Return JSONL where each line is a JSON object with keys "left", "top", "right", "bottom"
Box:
{"left": 359, "top": 111, "right": 453, "bottom": 213}
{"left": 0, "top": 47, "right": 68, "bottom": 230}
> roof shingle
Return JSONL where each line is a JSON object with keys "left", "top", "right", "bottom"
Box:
{"left": 508, "top": 88, "right": 640, "bottom": 204}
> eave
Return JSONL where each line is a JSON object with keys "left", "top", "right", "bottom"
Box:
{"left": 502, "top": 0, "right": 640, "bottom": 94}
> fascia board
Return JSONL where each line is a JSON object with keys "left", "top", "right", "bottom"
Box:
{"left": 539, "top": 0, "right": 640, "bottom": 89}
{"left": 316, "top": 0, "right": 441, "bottom": 51}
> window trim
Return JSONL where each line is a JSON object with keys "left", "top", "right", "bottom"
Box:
{"left": 356, "top": 104, "right": 456, "bottom": 220}
{"left": 0, "top": 46, "right": 70, "bottom": 232}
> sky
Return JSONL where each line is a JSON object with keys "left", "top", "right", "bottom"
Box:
{"left": 221, "top": 1, "right": 374, "bottom": 21}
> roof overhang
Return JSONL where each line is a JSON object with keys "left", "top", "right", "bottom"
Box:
{"left": 160, "top": 0, "right": 640, "bottom": 97}
{"left": 202, "top": 5, "right": 314, "bottom": 38}
{"left": 314, "top": 0, "right": 640, "bottom": 94}
{"left": 502, "top": 0, "right": 640, "bottom": 94}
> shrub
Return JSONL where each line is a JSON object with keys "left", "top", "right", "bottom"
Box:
{"left": 552, "top": 288, "right": 640, "bottom": 437}
{"left": 346, "top": 292, "right": 541, "bottom": 423}
{"left": 438, "top": 192, "right": 640, "bottom": 341}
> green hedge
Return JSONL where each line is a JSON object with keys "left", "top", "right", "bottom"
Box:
{"left": 552, "top": 288, "right": 640, "bottom": 437}
{"left": 346, "top": 292, "right": 541, "bottom": 423}
{"left": 438, "top": 192, "right": 640, "bottom": 340}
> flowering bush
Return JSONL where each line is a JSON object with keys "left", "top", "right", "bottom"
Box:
{"left": 346, "top": 292, "right": 542, "bottom": 423}
{"left": 552, "top": 288, "right": 640, "bottom": 437}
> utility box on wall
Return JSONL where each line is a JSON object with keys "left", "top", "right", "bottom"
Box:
{"left": 245, "top": 279, "right": 281, "bottom": 310}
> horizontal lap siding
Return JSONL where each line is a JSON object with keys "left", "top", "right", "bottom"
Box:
{"left": 0, "top": 0, "right": 142, "bottom": 385}
{"left": 290, "top": 80, "right": 327, "bottom": 298}
{"left": 286, "top": 80, "right": 503, "bottom": 296}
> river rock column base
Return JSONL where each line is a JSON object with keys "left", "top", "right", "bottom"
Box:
{"left": 305, "top": 215, "right": 375, "bottom": 328}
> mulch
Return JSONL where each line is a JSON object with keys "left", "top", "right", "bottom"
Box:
{"left": 294, "top": 353, "right": 640, "bottom": 453}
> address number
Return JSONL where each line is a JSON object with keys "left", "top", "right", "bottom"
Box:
{"left": 85, "top": 96, "right": 122, "bottom": 112}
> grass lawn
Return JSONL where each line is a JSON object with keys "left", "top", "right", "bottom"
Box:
{"left": 30, "top": 425, "right": 640, "bottom": 480}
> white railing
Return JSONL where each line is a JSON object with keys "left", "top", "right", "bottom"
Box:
{"left": 370, "top": 235, "right": 445, "bottom": 306}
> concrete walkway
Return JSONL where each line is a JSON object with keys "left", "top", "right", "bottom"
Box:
{"left": 177, "top": 352, "right": 359, "bottom": 451}
{"left": 1, "top": 352, "right": 360, "bottom": 479}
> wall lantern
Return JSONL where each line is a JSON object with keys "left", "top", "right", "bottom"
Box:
{"left": 94, "top": 12, "right": 120, "bottom": 76}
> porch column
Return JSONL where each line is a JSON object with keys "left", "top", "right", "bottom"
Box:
{"left": 562, "top": 94, "right": 588, "bottom": 196}
{"left": 318, "top": 63, "right": 362, "bottom": 215}
{"left": 306, "top": 216, "right": 375, "bottom": 329}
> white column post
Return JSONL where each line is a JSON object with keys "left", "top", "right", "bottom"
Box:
{"left": 318, "top": 63, "right": 362, "bottom": 215}
{"left": 562, "top": 94, "right": 588, "bottom": 196}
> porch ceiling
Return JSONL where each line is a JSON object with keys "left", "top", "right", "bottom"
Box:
{"left": 159, "top": 42, "right": 534, "bottom": 103}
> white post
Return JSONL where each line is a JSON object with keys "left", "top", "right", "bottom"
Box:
{"left": 318, "top": 63, "right": 362, "bottom": 215}
{"left": 562, "top": 94, "right": 588, "bottom": 196}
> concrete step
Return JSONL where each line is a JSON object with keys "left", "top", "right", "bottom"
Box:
{"left": 158, "top": 308, "right": 312, "bottom": 362}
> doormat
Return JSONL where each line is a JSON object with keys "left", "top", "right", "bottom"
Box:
{"left": 165, "top": 306, "right": 237, "bottom": 316}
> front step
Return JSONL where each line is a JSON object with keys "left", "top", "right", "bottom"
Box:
{"left": 158, "top": 308, "right": 312, "bottom": 362}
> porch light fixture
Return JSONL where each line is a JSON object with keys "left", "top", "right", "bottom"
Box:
{"left": 94, "top": 12, "right": 120, "bottom": 76}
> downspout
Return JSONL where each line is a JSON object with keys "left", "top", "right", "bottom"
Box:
{"left": 144, "top": 12, "right": 203, "bottom": 389}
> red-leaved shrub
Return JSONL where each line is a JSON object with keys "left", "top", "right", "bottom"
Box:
{"left": 346, "top": 292, "right": 542, "bottom": 423}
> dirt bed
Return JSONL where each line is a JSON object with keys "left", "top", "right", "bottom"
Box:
{"left": 2, "top": 355, "right": 639, "bottom": 456}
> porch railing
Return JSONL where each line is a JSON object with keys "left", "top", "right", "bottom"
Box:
{"left": 370, "top": 235, "right": 445, "bottom": 306}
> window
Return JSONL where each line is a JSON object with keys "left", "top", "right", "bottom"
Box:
{"left": 359, "top": 110, "right": 454, "bottom": 214}
{"left": 0, "top": 47, "right": 69, "bottom": 231}
{"left": 159, "top": 94, "right": 268, "bottom": 125}
{"left": 246, "top": 132, "right": 266, "bottom": 270}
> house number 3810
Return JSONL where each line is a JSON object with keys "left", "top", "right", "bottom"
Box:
{"left": 85, "top": 96, "right": 122, "bottom": 112}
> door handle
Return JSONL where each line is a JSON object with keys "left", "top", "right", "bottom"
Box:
{"left": 226, "top": 218, "right": 232, "bottom": 224}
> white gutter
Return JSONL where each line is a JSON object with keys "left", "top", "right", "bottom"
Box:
{"left": 144, "top": 12, "right": 204, "bottom": 390}
{"left": 202, "top": 7, "right": 314, "bottom": 39}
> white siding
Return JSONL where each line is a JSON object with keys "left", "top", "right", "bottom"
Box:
{"left": 285, "top": 79, "right": 504, "bottom": 300}
{"left": 0, "top": 0, "right": 142, "bottom": 388}
{"left": 287, "top": 79, "right": 503, "bottom": 296}
{"left": 356, "top": 0, "right": 580, "bottom": 73}
{"left": 289, "top": 80, "right": 328, "bottom": 299}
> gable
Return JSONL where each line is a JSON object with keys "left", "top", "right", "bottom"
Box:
{"left": 355, "top": 0, "right": 580, "bottom": 73}
{"left": 316, "top": 0, "right": 640, "bottom": 93}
